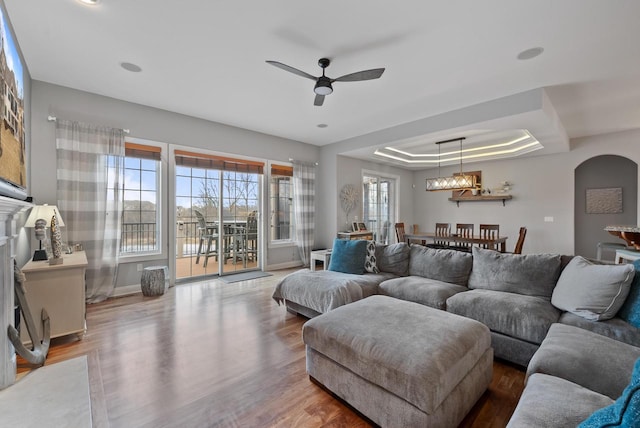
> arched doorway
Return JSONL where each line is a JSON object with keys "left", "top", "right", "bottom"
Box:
{"left": 574, "top": 155, "right": 637, "bottom": 260}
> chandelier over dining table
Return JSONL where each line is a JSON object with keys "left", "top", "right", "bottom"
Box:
{"left": 425, "top": 137, "right": 476, "bottom": 191}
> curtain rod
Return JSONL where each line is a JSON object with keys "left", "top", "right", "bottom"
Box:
{"left": 47, "top": 115, "right": 130, "bottom": 134}
{"left": 288, "top": 158, "right": 319, "bottom": 165}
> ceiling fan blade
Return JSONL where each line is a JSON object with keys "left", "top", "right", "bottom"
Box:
{"left": 314, "top": 94, "right": 325, "bottom": 106}
{"left": 266, "top": 60, "right": 317, "bottom": 81}
{"left": 332, "top": 68, "right": 385, "bottom": 82}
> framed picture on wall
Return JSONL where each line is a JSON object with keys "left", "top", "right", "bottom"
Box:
{"left": 352, "top": 222, "right": 359, "bottom": 232}
{"left": 357, "top": 222, "right": 367, "bottom": 231}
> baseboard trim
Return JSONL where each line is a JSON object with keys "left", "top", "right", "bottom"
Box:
{"left": 112, "top": 284, "right": 141, "bottom": 297}
{"left": 267, "top": 260, "right": 304, "bottom": 271}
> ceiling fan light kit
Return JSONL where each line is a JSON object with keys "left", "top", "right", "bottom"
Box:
{"left": 266, "top": 57, "right": 384, "bottom": 106}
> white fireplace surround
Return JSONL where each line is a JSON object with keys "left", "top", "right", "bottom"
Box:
{"left": 0, "top": 195, "right": 33, "bottom": 390}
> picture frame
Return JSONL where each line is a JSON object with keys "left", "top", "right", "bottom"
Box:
{"left": 352, "top": 222, "right": 359, "bottom": 232}
{"left": 357, "top": 222, "right": 367, "bottom": 231}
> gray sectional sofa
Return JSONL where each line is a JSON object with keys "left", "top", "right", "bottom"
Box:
{"left": 273, "top": 241, "right": 640, "bottom": 426}
{"left": 275, "top": 242, "right": 639, "bottom": 366}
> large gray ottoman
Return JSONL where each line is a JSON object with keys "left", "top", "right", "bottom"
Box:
{"left": 302, "top": 295, "right": 493, "bottom": 427}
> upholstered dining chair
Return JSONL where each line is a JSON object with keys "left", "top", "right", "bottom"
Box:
{"left": 194, "top": 209, "right": 218, "bottom": 267}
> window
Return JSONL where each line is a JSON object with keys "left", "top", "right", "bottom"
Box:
{"left": 270, "top": 164, "right": 293, "bottom": 242}
{"left": 363, "top": 173, "right": 397, "bottom": 244}
{"left": 111, "top": 143, "right": 161, "bottom": 255}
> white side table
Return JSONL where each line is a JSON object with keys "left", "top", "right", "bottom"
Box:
{"left": 310, "top": 249, "right": 332, "bottom": 271}
{"left": 615, "top": 249, "right": 640, "bottom": 264}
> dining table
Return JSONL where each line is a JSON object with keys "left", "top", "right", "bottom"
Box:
{"left": 405, "top": 232, "right": 508, "bottom": 252}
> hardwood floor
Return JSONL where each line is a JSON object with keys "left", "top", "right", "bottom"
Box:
{"left": 17, "top": 269, "right": 525, "bottom": 427}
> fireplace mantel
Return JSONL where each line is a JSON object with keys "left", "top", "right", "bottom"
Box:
{"left": 0, "top": 195, "right": 33, "bottom": 390}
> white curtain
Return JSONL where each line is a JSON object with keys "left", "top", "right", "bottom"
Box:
{"left": 293, "top": 161, "right": 316, "bottom": 267}
{"left": 56, "top": 119, "right": 125, "bottom": 303}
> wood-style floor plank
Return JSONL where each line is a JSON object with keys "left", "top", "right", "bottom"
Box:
{"left": 17, "top": 269, "right": 525, "bottom": 427}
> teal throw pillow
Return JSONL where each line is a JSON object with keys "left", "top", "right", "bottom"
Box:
{"left": 618, "top": 260, "right": 640, "bottom": 328}
{"left": 579, "top": 357, "right": 640, "bottom": 427}
{"left": 328, "top": 238, "right": 368, "bottom": 275}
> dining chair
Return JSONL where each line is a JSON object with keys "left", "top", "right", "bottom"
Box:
{"left": 479, "top": 224, "right": 500, "bottom": 249}
{"left": 409, "top": 224, "right": 425, "bottom": 245}
{"left": 194, "top": 209, "right": 218, "bottom": 267}
{"left": 512, "top": 227, "right": 527, "bottom": 254}
{"left": 246, "top": 211, "right": 258, "bottom": 262}
{"left": 452, "top": 223, "right": 474, "bottom": 252}
{"left": 222, "top": 223, "right": 249, "bottom": 266}
{"left": 426, "top": 222, "right": 451, "bottom": 249}
{"left": 395, "top": 222, "right": 406, "bottom": 244}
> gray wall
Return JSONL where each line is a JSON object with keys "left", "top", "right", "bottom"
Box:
{"left": 411, "top": 129, "right": 640, "bottom": 255}
{"left": 575, "top": 155, "right": 637, "bottom": 260}
{"left": 29, "top": 81, "right": 319, "bottom": 287}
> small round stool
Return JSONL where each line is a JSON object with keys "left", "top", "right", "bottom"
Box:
{"left": 141, "top": 266, "right": 169, "bottom": 296}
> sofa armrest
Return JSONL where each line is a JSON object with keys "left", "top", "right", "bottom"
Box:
{"left": 527, "top": 323, "right": 640, "bottom": 399}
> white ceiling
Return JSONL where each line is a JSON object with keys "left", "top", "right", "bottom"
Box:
{"left": 5, "top": 0, "right": 640, "bottom": 165}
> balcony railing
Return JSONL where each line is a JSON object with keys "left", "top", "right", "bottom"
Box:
{"left": 121, "top": 222, "right": 157, "bottom": 254}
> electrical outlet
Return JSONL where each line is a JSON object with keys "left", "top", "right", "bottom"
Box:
{"left": 354, "top": 216, "right": 358, "bottom": 221}
{"left": 544, "top": 216, "right": 554, "bottom": 223}
{"left": 137, "top": 263, "right": 143, "bottom": 272}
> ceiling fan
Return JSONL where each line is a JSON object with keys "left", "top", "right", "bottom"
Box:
{"left": 265, "top": 58, "right": 385, "bottom": 106}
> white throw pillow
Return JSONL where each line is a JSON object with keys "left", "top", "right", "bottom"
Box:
{"left": 551, "top": 256, "right": 635, "bottom": 321}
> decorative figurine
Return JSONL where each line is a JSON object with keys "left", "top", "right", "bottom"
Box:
{"left": 49, "top": 210, "right": 63, "bottom": 265}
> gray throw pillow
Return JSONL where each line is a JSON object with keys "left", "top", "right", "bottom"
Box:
{"left": 551, "top": 256, "right": 635, "bottom": 321}
{"left": 408, "top": 245, "right": 472, "bottom": 286}
{"left": 468, "top": 247, "right": 562, "bottom": 298}
{"left": 376, "top": 242, "right": 410, "bottom": 276}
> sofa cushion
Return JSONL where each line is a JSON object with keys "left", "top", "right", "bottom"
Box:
{"left": 558, "top": 312, "right": 640, "bottom": 347}
{"left": 364, "top": 240, "right": 379, "bottom": 273}
{"left": 507, "top": 373, "right": 614, "bottom": 428}
{"left": 408, "top": 246, "right": 473, "bottom": 286}
{"left": 468, "top": 247, "right": 562, "bottom": 298}
{"left": 579, "top": 357, "right": 640, "bottom": 427}
{"left": 551, "top": 256, "right": 634, "bottom": 321}
{"left": 618, "top": 260, "right": 640, "bottom": 328}
{"left": 375, "top": 242, "right": 410, "bottom": 276}
{"left": 379, "top": 276, "right": 468, "bottom": 310}
{"left": 527, "top": 323, "right": 640, "bottom": 400}
{"left": 446, "top": 289, "right": 561, "bottom": 344}
{"left": 328, "top": 238, "right": 368, "bottom": 275}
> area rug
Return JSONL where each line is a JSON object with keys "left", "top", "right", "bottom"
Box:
{"left": 220, "top": 271, "right": 273, "bottom": 283}
{"left": 0, "top": 356, "right": 92, "bottom": 427}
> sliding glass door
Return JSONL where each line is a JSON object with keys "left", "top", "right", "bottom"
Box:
{"left": 174, "top": 151, "right": 261, "bottom": 280}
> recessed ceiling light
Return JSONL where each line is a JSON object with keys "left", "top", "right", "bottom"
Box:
{"left": 120, "top": 62, "right": 142, "bottom": 73}
{"left": 78, "top": 0, "right": 100, "bottom": 5}
{"left": 317, "top": 123, "right": 328, "bottom": 128}
{"left": 517, "top": 47, "right": 544, "bottom": 60}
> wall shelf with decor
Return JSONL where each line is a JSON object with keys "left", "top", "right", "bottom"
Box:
{"left": 448, "top": 194, "right": 512, "bottom": 207}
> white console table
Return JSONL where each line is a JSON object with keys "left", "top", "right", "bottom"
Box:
{"left": 20, "top": 251, "right": 88, "bottom": 344}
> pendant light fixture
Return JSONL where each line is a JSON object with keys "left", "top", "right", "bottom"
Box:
{"left": 425, "top": 137, "right": 476, "bottom": 191}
